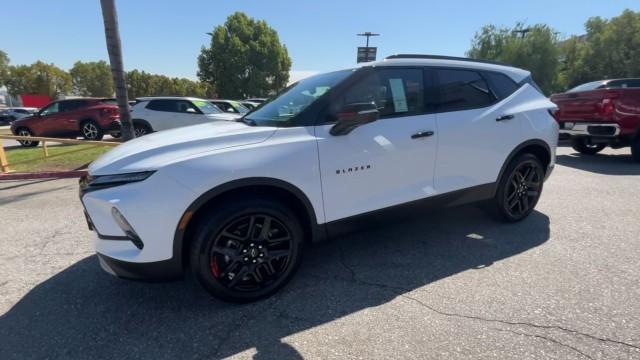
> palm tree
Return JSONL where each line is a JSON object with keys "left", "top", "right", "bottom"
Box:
{"left": 99, "top": 0, "right": 134, "bottom": 140}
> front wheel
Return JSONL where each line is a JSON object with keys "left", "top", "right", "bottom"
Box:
{"left": 133, "top": 123, "right": 151, "bottom": 137}
{"left": 190, "top": 197, "right": 305, "bottom": 303}
{"left": 493, "top": 153, "right": 544, "bottom": 222}
{"left": 571, "top": 138, "right": 606, "bottom": 155}
{"left": 16, "top": 128, "right": 39, "bottom": 147}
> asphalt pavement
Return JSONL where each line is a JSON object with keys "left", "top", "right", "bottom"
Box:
{"left": 0, "top": 146, "right": 639, "bottom": 359}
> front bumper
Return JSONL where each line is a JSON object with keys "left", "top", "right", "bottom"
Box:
{"left": 558, "top": 122, "right": 620, "bottom": 137}
{"left": 79, "top": 172, "right": 197, "bottom": 281}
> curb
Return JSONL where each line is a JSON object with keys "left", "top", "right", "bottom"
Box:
{"left": 0, "top": 170, "right": 87, "bottom": 181}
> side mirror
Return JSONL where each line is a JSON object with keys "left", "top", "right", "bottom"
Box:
{"left": 330, "top": 102, "right": 379, "bottom": 136}
{"left": 186, "top": 108, "right": 198, "bottom": 114}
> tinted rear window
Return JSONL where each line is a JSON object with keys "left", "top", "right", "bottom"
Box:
{"left": 146, "top": 99, "right": 175, "bottom": 112}
{"left": 484, "top": 72, "right": 518, "bottom": 100}
{"left": 431, "top": 69, "right": 495, "bottom": 112}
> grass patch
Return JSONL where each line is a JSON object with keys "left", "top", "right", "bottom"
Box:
{"left": 4, "top": 144, "right": 113, "bottom": 172}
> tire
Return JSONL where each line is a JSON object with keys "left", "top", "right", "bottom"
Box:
{"left": 80, "top": 120, "right": 104, "bottom": 141}
{"left": 190, "top": 196, "right": 305, "bottom": 303}
{"left": 632, "top": 136, "right": 640, "bottom": 162}
{"left": 110, "top": 131, "right": 121, "bottom": 139}
{"left": 133, "top": 123, "right": 151, "bottom": 137}
{"left": 571, "top": 138, "right": 606, "bottom": 155}
{"left": 16, "top": 128, "right": 39, "bottom": 147}
{"left": 492, "top": 153, "right": 544, "bottom": 223}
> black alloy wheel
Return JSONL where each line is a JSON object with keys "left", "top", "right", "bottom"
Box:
{"left": 191, "top": 198, "right": 304, "bottom": 303}
{"left": 494, "top": 153, "right": 544, "bottom": 222}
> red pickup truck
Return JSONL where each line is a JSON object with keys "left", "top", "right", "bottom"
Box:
{"left": 550, "top": 78, "right": 640, "bottom": 161}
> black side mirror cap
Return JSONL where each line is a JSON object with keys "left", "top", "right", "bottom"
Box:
{"left": 330, "top": 102, "right": 379, "bottom": 136}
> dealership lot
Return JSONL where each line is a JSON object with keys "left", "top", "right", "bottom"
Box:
{"left": 0, "top": 145, "right": 639, "bottom": 359}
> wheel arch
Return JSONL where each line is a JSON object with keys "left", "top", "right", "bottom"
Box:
{"left": 173, "top": 177, "right": 325, "bottom": 271}
{"left": 495, "top": 139, "right": 552, "bottom": 191}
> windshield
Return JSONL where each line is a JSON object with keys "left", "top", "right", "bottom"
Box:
{"left": 244, "top": 69, "right": 354, "bottom": 126}
{"left": 568, "top": 80, "right": 607, "bottom": 93}
{"left": 192, "top": 100, "right": 222, "bottom": 114}
{"left": 231, "top": 101, "right": 250, "bottom": 114}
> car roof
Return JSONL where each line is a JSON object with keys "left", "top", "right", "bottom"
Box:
{"left": 354, "top": 54, "right": 531, "bottom": 83}
{"left": 136, "top": 96, "right": 206, "bottom": 101}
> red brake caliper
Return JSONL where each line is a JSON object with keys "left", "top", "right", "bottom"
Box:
{"left": 210, "top": 257, "right": 220, "bottom": 278}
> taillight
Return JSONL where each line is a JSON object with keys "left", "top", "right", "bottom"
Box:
{"left": 600, "top": 91, "right": 619, "bottom": 116}
{"left": 101, "top": 107, "right": 119, "bottom": 117}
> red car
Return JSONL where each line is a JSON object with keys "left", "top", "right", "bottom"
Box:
{"left": 550, "top": 78, "right": 640, "bottom": 161}
{"left": 10, "top": 98, "right": 121, "bottom": 147}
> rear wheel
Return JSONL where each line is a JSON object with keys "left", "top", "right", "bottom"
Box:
{"left": 81, "top": 120, "right": 104, "bottom": 140}
{"left": 133, "top": 123, "right": 151, "bottom": 137}
{"left": 190, "top": 197, "right": 305, "bottom": 303}
{"left": 571, "top": 138, "right": 606, "bottom": 155}
{"left": 493, "top": 153, "right": 544, "bottom": 222}
{"left": 16, "top": 128, "right": 39, "bottom": 147}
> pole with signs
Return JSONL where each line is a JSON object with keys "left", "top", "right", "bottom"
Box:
{"left": 356, "top": 32, "right": 380, "bottom": 63}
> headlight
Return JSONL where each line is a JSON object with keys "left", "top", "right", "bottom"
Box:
{"left": 88, "top": 171, "right": 155, "bottom": 187}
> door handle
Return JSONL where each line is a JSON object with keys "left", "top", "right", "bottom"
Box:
{"left": 411, "top": 130, "right": 434, "bottom": 139}
{"left": 496, "top": 114, "right": 515, "bottom": 122}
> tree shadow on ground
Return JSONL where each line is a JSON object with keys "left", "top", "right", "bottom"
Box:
{"left": 0, "top": 205, "right": 550, "bottom": 359}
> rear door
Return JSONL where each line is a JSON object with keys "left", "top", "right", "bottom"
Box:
{"left": 58, "top": 100, "right": 89, "bottom": 135}
{"left": 431, "top": 68, "right": 522, "bottom": 194}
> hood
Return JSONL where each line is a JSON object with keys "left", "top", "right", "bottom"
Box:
{"left": 89, "top": 121, "right": 276, "bottom": 175}
{"left": 207, "top": 112, "right": 242, "bottom": 121}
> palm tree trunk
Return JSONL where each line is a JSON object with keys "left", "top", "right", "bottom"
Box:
{"left": 100, "top": 0, "right": 134, "bottom": 141}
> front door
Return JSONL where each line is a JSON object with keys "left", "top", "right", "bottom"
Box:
{"left": 36, "top": 102, "right": 63, "bottom": 136}
{"left": 316, "top": 67, "right": 438, "bottom": 222}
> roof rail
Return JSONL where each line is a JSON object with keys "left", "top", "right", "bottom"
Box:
{"left": 385, "top": 54, "right": 511, "bottom": 67}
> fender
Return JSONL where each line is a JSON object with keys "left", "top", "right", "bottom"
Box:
{"left": 494, "top": 139, "right": 552, "bottom": 195}
{"left": 172, "top": 177, "right": 325, "bottom": 270}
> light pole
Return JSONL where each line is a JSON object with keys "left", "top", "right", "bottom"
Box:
{"left": 357, "top": 32, "right": 380, "bottom": 48}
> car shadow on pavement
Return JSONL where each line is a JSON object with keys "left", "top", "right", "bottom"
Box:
{"left": 0, "top": 205, "right": 549, "bottom": 359}
{"left": 556, "top": 153, "right": 640, "bottom": 175}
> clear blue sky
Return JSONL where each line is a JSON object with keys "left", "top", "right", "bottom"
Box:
{"left": 2, "top": 0, "right": 638, "bottom": 82}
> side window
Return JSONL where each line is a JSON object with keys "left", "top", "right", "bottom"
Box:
{"left": 341, "top": 68, "right": 424, "bottom": 118}
{"left": 146, "top": 100, "right": 175, "bottom": 112}
{"left": 39, "top": 102, "right": 60, "bottom": 116}
{"left": 59, "top": 100, "right": 87, "bottom": 112}
{"left": 484, "top": 72, "right": 518, "bottom": 100}
{"left": 213, "top": 102, "right": 232, "bottom": 112}
{"left": 176, "top": 100, "right": 200, "bottom": 113}
{"left": 432, "top": 69, "right": 495, "bottom": 112}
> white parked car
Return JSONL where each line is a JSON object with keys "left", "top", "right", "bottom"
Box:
{"left": 80, "top": 55, "right": 558, "bottom": 302}
{"left": 129, "top": 97, "right": 241, "bottom": 136}
{"left": 209, "top": 99, "right": 251, "bottom": 114}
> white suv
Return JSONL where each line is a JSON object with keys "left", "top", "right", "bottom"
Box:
{"left": 129, "top": 97, "right": 241, "bottom": 136}
{"left": 80, "top": 55, "right": 558, "bottom": 302}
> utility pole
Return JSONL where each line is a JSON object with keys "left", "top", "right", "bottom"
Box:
{"left": 100, "top": 0, "right": 134, "bottom": 141}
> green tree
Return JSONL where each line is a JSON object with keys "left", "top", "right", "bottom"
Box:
{"left": 559, "top": 9, "right": 640, "bottom": 89}
{"left": 467, "top": 23, "right": 561, "bottom": 94}
{"left": 70, "top": 60, "right": 114, "bottom": 97}
{"left": 126, "top": 70, "right": 210, "bottom": 98}
{"left": 0, "top": 50, "right": 9, "bottom": 87}
{"left": 5, "top": 61, "right": 72, "bottom": 98}
{"left": 198, "top": 12, "right": 291, "bottom": 98}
